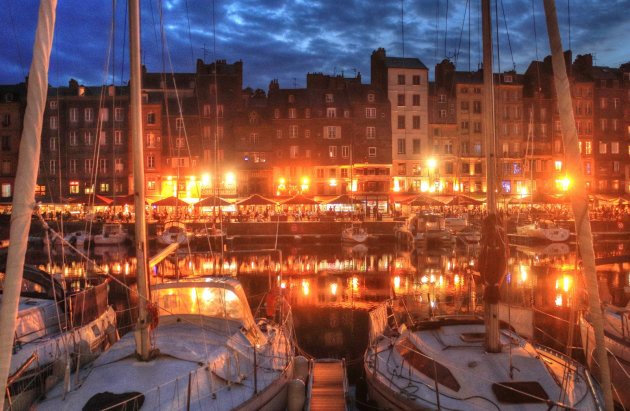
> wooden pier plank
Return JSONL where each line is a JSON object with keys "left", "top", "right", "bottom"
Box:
{"left": 309, "top": 361, "right": 347, "bottom": 411}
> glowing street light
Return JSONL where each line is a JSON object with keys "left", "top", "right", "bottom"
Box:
{"left": 225, "top": 171, "right": 236, "bottom": 186}
{"left": 556, "top": 176, "right": 571, "bottom": 192}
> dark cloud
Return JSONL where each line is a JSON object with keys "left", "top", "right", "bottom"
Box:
{"left": 2, "top": 0, "right": 628, "bottom": 90}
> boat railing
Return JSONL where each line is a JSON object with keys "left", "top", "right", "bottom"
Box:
{"left": 367, "top": 343, "right": 500, "bottom": 409}
{"left": 95, "top": 344, "right": 294, "bottom": 411}
{"left": 368, "top": 337, "right": 592, "bottom": 411}
{"left": 534, "top": 343, "right": 605, "bottom": 411}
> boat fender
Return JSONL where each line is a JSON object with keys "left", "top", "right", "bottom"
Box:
{"left": 293, "top": 355, "right": 309, "bottom": 382}
{"left": 77, "top": 339, "right": 98, "bottom": 365}
{"left": 44, "top": 358, "right": 67, "bottom": 392}
{"left": 287, "top": 378, "right": 306, "bottom": 411}
{"left": 105, "top": 323, "right": 119, "bottom": 346}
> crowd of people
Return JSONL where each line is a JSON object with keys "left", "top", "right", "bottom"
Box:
{"left": 25, "top": 201, "right": 630, "bottom": 226}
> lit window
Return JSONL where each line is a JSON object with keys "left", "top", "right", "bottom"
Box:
{"left": 69, "top": 181, "right": 80, "bottom": 194}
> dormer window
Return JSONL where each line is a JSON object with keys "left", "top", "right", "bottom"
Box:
{"left": 503, "top": 75, "right": 513, "bottom": 83}
{"left": 288, "top": 94, "right": 295, "bottom": 103}
{"left": 367, "top": 93, "right": 375, "bottom": 102}
{"left": 325, "top": 93, "right": 334, "bottom": 103}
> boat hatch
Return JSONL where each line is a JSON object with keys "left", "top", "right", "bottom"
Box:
{"left": 491, "top": 381, "right": 549, "bottom": 404}
{"left": 395, "top": 337, "right": 460, "bottom": 392}
{"left": 83, "top": 391, "right": 144, "bottom": 411}
{"left": 460, "top": 332, "right": 485, "bottom": 343}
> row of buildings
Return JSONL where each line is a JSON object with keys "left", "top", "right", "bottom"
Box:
{"left": 1, "top": 48, "right": 629, "bottom": 210}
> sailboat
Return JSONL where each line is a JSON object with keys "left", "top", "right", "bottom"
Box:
{"left": 0, "top": 2, "right": 117, "bottom": 410}
{"left": 580, "top": 301, "right": 630, "bottom": 407}
{"left": 0, "top": 264, "right": 117, "bottom": 409}
{"left": 33, "top": 1, "right": 298, "bottom": 410}
{"left": 363, "top": 1, "right": 606, "bottom": 409}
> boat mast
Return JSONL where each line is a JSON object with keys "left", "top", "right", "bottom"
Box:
{"left": 0, "top": 1, "right": 57, "bottom": 408}
{"left": 129, "top": 0, "right": 152, "bottom": 360}
{"left": 542, "top": 1, "right": 613, "bottom": 409}
{"left": 481, "top": 0, "right": 501, "bottom": 353}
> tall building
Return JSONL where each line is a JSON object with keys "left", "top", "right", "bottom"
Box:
{"left": 429, "top": 60, "right": 458, "bottom": 194}
{"left": 142, "top": 59, "right": 243, "bottom": 200}
{"left": 0, "top": 84, "right": 26, "bottom": 201}
{"left": 372, "top": 48, "right": 429, "bottom": 194}
{"left": 265, "top": 72, "right": 391, "bottom": 205}
{"left": 39, "top": 81, "right": 130, "bottom": 201}
{"left": 1, "top": 50, "right": 628, "bottom": 203}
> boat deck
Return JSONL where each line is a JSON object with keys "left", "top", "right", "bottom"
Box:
{"left": 308, "top": 359, "right": 348, "bottom": 411}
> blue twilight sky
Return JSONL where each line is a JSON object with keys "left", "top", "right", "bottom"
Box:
{"left": 2, "top": 0, "right": 628, "bottom": 91}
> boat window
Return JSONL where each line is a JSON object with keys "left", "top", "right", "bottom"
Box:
{"left": 492, "top": 381, "right": 549, "bottom": 403}
{"left": 460, "top": 332, "right": 485, "bottom": 342}
{"left": 396, "top": 337, "right": 460, "bottom": 392}
{"left": 154, "top": 286, "right": 244, "bottom": 322}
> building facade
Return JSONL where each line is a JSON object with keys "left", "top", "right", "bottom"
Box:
{"left": 372, "top": 48, "right": 429, "bottom": 194}
{"left": 39, "top": 81, "right": 131, "bottom": 202}
{"left": 0, "top": 84, "right": 26, "bottom": 201}
{"left": 0, "top": 51, "right": 627, "bottom": 205}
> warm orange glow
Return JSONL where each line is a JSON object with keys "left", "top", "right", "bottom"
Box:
{"left": 556, "top": 176, "right": 571, "bottom": 191}
{"left": 330, "top": 283, "right": 338, "bottom": 296}
{"left": 351, "top": 276, "right": 359, "bottom": 292}
{"left": 300, "top": 176, "right": 310, "bottom": 192}
{"left": 225, "top": 172, "right": 236, "bottom": 186}
{"left": 329, "top": 178, "right": 337, "bottom": 187}
{"left": 555, "top": 275, "right": 572, "bottom": 293}
{"left": 427, "top": 157, "right": 437, "bottom": 170}
{"left": 519, "top": 265, "right": 528, "bottom": 283}
{"left": 302, "top": 280, "right": 310, "bottom": 296}
{"left": 393, "top": 179, "right": 400, "bottom": 192}
{"left": 393, "top": 276, "right": 401, "bottom": 290}
{"left": 201, "top": 173, "right": 210, "bottom": 185}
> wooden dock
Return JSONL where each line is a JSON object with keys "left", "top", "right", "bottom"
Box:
{"left": 307, "top": 359, "right": 349, "bottom": 411}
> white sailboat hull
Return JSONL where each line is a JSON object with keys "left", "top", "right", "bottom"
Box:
{"left": 6, "top": 305, "right": 117, "bottom": 410}
{"left": 365, "top": 308, "right": 604, "bottom": 410}
{"left": 341, "top": 226, "right": 368, "bottom": 243}
{"left": 580, "top": 310, "right": 630, "bottom": 408}
{"left": 516, "top": 223, "right": 570, "bottom": 242}
{"left": 37, "top": 317, "right": 293, "bottom": 411}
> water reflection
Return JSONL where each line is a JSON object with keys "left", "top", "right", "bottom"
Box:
{"left": 22, "top": 239, "right": 630, "bottom": 394}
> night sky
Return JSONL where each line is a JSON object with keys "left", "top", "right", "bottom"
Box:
{"left": 2, "top": 0, "right": 628, "bottom": 91}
